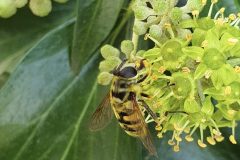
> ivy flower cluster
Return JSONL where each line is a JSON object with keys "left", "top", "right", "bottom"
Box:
{"left": 0, "top": 0, "right": 68, "bottom": 18}
{"left": 98, "top": 0, "right": 240, "bottom": 152}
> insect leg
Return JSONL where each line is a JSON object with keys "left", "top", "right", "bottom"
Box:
{"left": 139, "top": 100, "right": 159, "bottom": 124}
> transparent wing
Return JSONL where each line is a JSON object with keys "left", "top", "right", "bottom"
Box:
{"left": 131, "top": 95, "right": 158, "bottom": 157}
{"left": 89, "top": 93, "right": 113, "bottom": 131}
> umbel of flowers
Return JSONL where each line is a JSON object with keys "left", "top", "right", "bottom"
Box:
{"left": 98, "top": 0, "right": 240, "bottom": 152}
{"left": 0, "top": 0, "right": 69, "bottom": 18}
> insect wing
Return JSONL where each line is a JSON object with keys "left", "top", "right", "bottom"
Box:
{"left": 131, "top": 95, "right": 158, "bottom": 157}
{"left": 89, "top": 93, "right": 113, "bottom": 131}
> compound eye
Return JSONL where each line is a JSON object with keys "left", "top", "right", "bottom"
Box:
{"left": 118, "top": 67, "right": 137, "bottom": 78}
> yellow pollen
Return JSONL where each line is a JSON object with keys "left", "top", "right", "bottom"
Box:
{"left": 158, "top": 66, "right": 166, "bottom": 74}
{"left": 204, "top": 70, "right": 212, "bottom": 79}
{"left": 144, "top": 34, "right": 150, "bottom": 40}
{"left": 211, "top": 0, "right": 218, "bottom": 4}
{"left": 220, "top": 8, "right": 225, "bottom": 13}
{"left": 229, "top": 135, "right": 237, "bottom": 144}
{"left": 152, "top": 75, "right": 158, "bottom": 80}
{"left": 143, "top": 60, "right": 149, "bottom": 67}
{"left": 186, "top": 34, "right": 192, "bottom": 41}
{"left": 173, "top": 145, "right": 180, "bottom": 152}
{"left": 174, "top": 124, "right": 183, "bottom": 131}
{"left": 212, "top": 129, "right": 220, "bottom": 135}
{"left": 168, "top": 140, "right": 175, "bottom": 146}
{"left": 224, "top": 86, "right": 232, "bottom": 95}
{"left": 215, "top": 135, "right": 224, "bottom": 142}
{"left": 192, "top": 10, "right": 199, "bottom": 16}
{"left": 182, "top": 67, "right": 191, "bottom": 73}
{"left": 229, "top": 14, "right": 236, "bottom": 21}
{"left": 201, "top": 40, "right": 208, "bottom": 48}
{"left": 234, "top": 66, "right": 240, "bottom": 73}
{"left": 135, "top": 61, "right": 140, "bottom": 68}
{"left": 227, "top": 109, "right": 237, "bottom": 116}
{"left": 198, "top": 140, "right": 207, "bottom": 148}
{"left": 201, "top": 0, "right": 207, "bottom": 5}
{"left": 201, "top": 118, "right": 207, "bottom": 123}
{"left": 164, "top": 23, "right": 171, "bottom": 29}
{"left": 228, "top": 38, "right": 238, "bottom": 45}
{"left": 175, "top": 135, "right": 182, "bottom": 142}
{"left": 207, "top": 137, "right": 216, "bottom": 145}
{"left": 155, "top": 124, "right": 162, "bottom": 131}
{"left": 196, "top": 57, "right": 201, "bottom": 63}
{"left": 185, "top": 135, "right": 194, "bottom": 142}
{"left": 215, "top": 18, "right": 225, "bottom": 25}
{"left": 157, "top": 132, "right": 163, "bottom": 138}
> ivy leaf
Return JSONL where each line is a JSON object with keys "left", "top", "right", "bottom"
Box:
{"left": 70, "top": 0, "right": 124, "bottom": 74}
{"left": 0, "top": 2, "right": 141, "bottom": 160}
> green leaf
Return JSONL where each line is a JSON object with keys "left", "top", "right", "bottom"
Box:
{"left": 179, "top": 19, "right": 197, "bottom": 29}
{"left": 194, "top": 63, "right": 207, "bottom": 79}
{"left": 0, "top": 1, "right": 75, "bottom": 87}
{"left": 70, "top": 0, "right": 124, "bottom": 74}
{"left": 184, "top": 98, "right": 201, "bottom": 113}
{"left": 211, "top": 69, "right": 224, "bottom": 89}
{"left": 201, "top": 96, "right": 214, "bottom": 116}
{"left": 218, "top": 65, "right": 237, "bottom": 85}
{"left": 182, "top": 46, "right": 204, "bottom": 61}
{"left": 192, "top": 28, "right": 206, "bottom": 46}
{"left": 0, "top": 2, "right": 141, "bottom": 160}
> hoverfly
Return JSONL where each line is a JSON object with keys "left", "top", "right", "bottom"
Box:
{"left": 89, "top": 59, "right": 159, "bottom": 157}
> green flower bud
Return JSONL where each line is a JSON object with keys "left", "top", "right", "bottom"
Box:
{"left": 177, "top": 29, "right": 192, "bottom": 40}
{"left": 15, "top": 0, "right": 28, "bottom": 8}
{"left": 53, "top": 0, "right": 69, "bottom": 3}
{"left": 133, "top": 20, "right": 147, "bottom": 35}
{"left": 120, "top": 40, "right": 134, "bottom": 57}
{"left": 0, "top": 0, "right": 17, "bottom": 18}
{"left": 202, "top": 48, "right": 226, "bottom": 70}
{"left": 99, "top": 57, "right": 121, "bottom": 72}
{"left": 186, "top": 0, "right": 204, "bottom": 11}
{"left": 171, "top": 73, "right": 193, "bottom": 98}
{"left": 170, "top": 7, "right": 182, "bottom": 23}
{"left": 97, "top": 72, "right": 113, "bottom": 85}
{"left": 100, "top": 45, "right": 120, "bottom": 59}
{"left": 147, "top": 15, "right": 159, "bottom": 24}
{"left": 150, "top": 0, "right": 167, "bottom": 15}
{"left": 133, "top": 5, "right": 154, "bottom": 20}
{"left": 29, "top": 0, "right": 52, "bottom": 17}
{"left": 149, "top": 25, "right": 162, "bottom": 40}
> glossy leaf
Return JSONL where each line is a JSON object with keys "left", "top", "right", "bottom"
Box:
{"left": 1, "top": 0, "right": 240, "bottom": 160}
{"left": 70, "top": 0, "right": 124, "bottom": 74}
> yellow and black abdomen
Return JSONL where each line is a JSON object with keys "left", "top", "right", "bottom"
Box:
{"left": 110, "top": 78, "right": 147, "bottom": 137}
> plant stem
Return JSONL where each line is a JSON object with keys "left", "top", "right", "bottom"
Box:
{"left": 197, "top": 79, "right": 205, "bottom": 104}
{"left": 132, "top": 30, "right": 139, "bottom": 55}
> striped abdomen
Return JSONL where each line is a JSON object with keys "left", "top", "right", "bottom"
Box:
{"left": 110, "top": 78, "right": 147, "bottom": 137}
